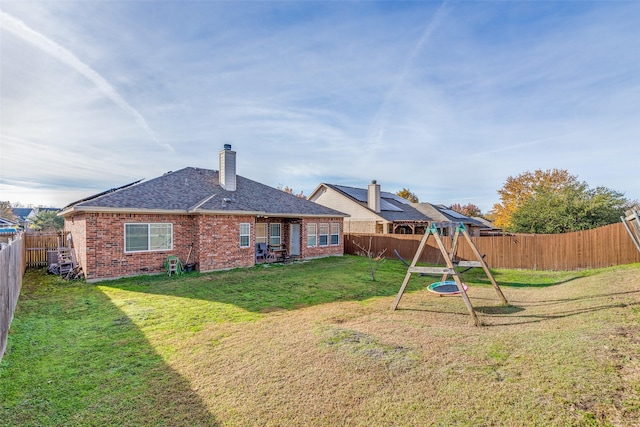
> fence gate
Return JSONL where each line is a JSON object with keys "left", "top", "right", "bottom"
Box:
{"left": 24, "top": 231, "right": 64, "bottom": 267}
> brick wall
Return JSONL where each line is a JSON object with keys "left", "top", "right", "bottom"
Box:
{"left": 66, "top": 212, "right": 196, "bottom": 281}
{"left": 301, "top": 217, "right": 345, "bottom": 259}
{"left": 64, "top": 213, "right": 87, "bottom": 274}
{"left": 65, "top": 212, "right": 344, "bottom": 281}
{"left": 197, "top": 215, "right": 255, "bottom": 272}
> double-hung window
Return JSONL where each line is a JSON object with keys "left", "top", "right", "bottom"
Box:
{"left": 319, "top": 223, "right": 329, "bottom": 246}
{"left": 269, "top": 223, "right": 281, "bottom": 247}
{"left": 330, "top": 223, "right": 340, "bottom": 245}
{"left": 256, "top": 223, "right": 267, "bottom": 244}
{"left": 239, "top": 223, "right": 251, "bottom": 248}
{"left": 125, "top": 223, "right": 173, "bottom": 252}
{"left": 307, "top": 223, "right": 317, "bottom": 247}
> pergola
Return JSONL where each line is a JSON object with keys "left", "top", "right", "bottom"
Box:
{"left": 391, "top": 220, "right": 431, "bottom": 234}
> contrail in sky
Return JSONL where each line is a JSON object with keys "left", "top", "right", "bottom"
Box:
{"left": 0, "top": 11, "right": 174, "bottom": 152}
{"left": 368, "top": 0, "right": 450, "bottom": 148}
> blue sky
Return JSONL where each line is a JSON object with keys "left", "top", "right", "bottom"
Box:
{"left": 1, "top": 1, "right": 639, "bottom": 213}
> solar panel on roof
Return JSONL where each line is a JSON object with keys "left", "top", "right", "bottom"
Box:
{"left": 335, "top": 185, "right": 367, "bottom": 202}
{"left": 382, "top": 192, "right": 410, "bottom": 204}
{"left": 440, "top": 209, "right": 469, "bottom": 219}
{"left": 380, "top": 199, "right": 403, "bottom": 212}
{"left": 333, "top": 185, "right": 406, "bottom": 211}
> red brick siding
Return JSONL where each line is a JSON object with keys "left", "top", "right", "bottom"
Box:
{"left": 64, "top": 213, "right": 87, "bottom": 274}
{"left": 197, "top": 215, "right": 255, "bottom": 272}
{"left": 66, "top": 212, "right": 195, "bottom": 281}
{"left": 300, "top": 218, "right": 344, "bottom": 259}
{"left": 65, "top": 212, "right": 344, "bottom": 281}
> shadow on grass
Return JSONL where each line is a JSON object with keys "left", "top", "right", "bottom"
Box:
{"left": 460, "top": 274, "right": 585, "bottom": 288}
{"left": 474, "top": 305, "right": 526, "bottom": 315}
{"left": 473, "top": 288, "right": 640, "bottom": 326}
{"left": 479, "top": 301, "right": 640, "bottom": 327}
{"left": 394, "top": 283, "right": 640, "bottom": 326}
{"left": 101, "top": 256, "right": 593, "bottom": 315}
{"left": 0, "top": 270, "right": 219, "bottom": 426}
{"left": 101, "top": 256, "right": 411, "bottom": 313}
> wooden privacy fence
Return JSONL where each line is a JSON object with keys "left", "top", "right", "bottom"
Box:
{"left": 346, "top": 222, "right": 640, "bottom": 271}
{"left": 1, "top": 232, "right": 26, "bottom": 363}
{"left": 24, "top": 231, "right": 64, "bottom": 267}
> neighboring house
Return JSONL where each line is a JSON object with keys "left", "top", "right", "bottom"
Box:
{"left": 59, "top": 145, "right": 347, "bottom": 282}
{"left": 471, "top": 216, "right": 504, "bottom": 236}
{"left": 308, "top": 181, "right": 432, "bottom": 234}
{"left": 0, "top": 217, "right": 18, "bottom": 229}
{"left": 0, "top": 217, "right": 18, "bottom": 243}
{"left": 12, "top": 207, "right": 60, "bottom": 229}
{"left": 411, "top": 203, "right": 485, "bottom": 236}
{"left": 11, "top": 208, "right": 34, "bottom": 229}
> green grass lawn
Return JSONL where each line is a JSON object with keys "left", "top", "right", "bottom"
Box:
{"left": 2, "top": 256, "right": 640, "bottom": 426}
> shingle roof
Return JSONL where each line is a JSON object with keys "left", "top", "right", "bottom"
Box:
{"left": 412, "top": 203, "right": 485, "bottom": 226}
{"left": 324, "top": 184, "right": 432, "bottom": 222}
{"left": 12, "top": 208, "right": 34, "bottom": 221}
{"left": 63, "top": 167, "right": 346, "bottom": 217}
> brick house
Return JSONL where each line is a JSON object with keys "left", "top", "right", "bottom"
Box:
{"left": 60, "top": 145, "right": 347, "bottom": 282}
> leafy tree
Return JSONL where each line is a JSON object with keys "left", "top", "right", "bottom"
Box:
{"left": 450, "top": 203, "right": 482, "bottom": 217}
{"left": 31, "top": 210, "right": 64, "bottom": 231}
{"left": 396, "top": 188, "right": 419, "bottom": 203}
{"left": 509, "top": 182, "right": 628, "bottom": 234}
{"left": 0, "top": 201, "right": 17, "bottom": 221}
{"left": 492, "top": 169, "right": 578, "bottom": 229}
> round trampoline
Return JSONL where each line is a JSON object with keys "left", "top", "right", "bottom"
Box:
{"left": 428, "top": 281, "right": 468, "bottom": 295}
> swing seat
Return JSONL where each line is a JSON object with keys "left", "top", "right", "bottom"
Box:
{"left": 428, "top": 281, "right": 468, "bottom": 295}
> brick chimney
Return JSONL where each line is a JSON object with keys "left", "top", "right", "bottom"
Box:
{"left": 219, "top": 144, "right": 236, "bottom": 191}
{"left": 367, "top": 180, "right": 381, "bottom": 213}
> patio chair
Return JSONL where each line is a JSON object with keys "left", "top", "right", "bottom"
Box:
{"left": 265, "top": 245, "right": 278, "bottom": 262}
{"left": 256, "top": 243, "right": 267, "bottom": 263}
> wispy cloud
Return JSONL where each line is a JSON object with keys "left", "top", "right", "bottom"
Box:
{"left": 0, "top": 11, "right": 172, "bottom": 153}
{"left": 1, "top": 2, "right": 639, "bottom": 210}
{"left": 367, "top": 0, "right": 451, "bottom": 150}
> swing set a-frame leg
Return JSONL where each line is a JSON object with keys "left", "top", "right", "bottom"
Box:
{"left": 391, "top": 270, "right": 413, "bottom": 311}
{"left": 460, "top": 227, "right": 508, "bottom": 305}
{"left": 431, "top": 229, "right": 480, "bottom": 326}
{"left": 391, "top": 230, "right": 433, "bottom": 310}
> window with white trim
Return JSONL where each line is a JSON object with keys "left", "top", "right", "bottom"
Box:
{"left": 330, "top": 223, "right": 340, "bottom": 245}
{"left": 125, "top": 223, "right": 173, "bottom": 252}
{"left": 319, "top": 223, "right": 329, "bottom": 246}
{"left": 239, "top": 223, "right": 250, "bottom": 248}
{"left": 256, "top": 223, "right": 267, "bottom": 244}
{"left": 270, "top": 223, "right": 281, "bottom": 246}
{"left": 307, "top": 223, "right": 317, "bottom": 247}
